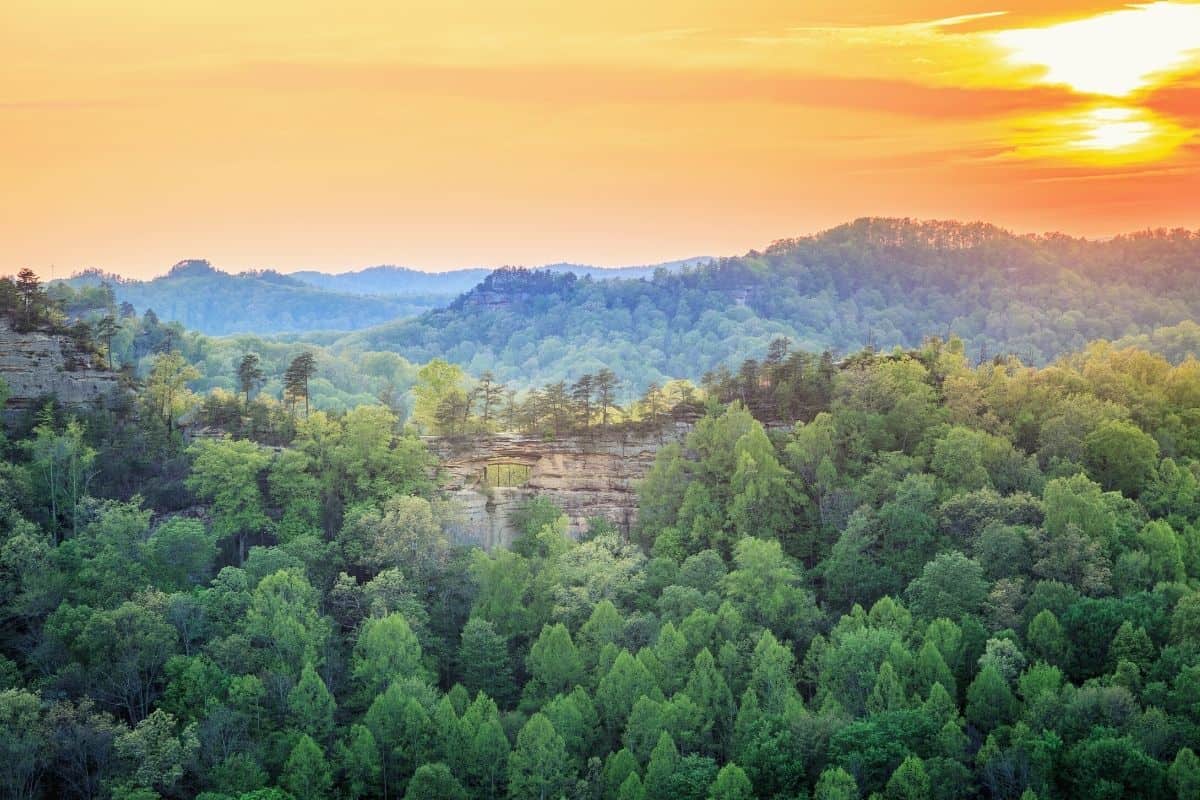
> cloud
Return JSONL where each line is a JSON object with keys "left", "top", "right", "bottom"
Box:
{"left": 171, "top": 60, "right": 1077, "bottom": 121}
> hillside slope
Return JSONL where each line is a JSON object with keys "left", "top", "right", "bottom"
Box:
{"left": 62, "top": 261, "right": 443, "bottom": 335}
{"left": 331, "top": 218, "right": 1200, "bottom": 389}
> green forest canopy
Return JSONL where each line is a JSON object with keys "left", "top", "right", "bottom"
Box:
{"left": 2, "top": 306, "right": 1200, "bottom": 798}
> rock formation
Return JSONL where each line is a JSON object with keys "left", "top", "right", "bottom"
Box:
{"left": 0, "top": 316, "right": 123, "bottom": 424}
{"left": 428, "top": 425, "right": 687, "bottom": 550}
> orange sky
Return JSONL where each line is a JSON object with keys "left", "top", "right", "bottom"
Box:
{"left": 3, "top": 1, "right": 1200, "bottom": 278}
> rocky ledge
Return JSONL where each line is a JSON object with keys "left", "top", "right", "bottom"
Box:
{"left": 0, "top": 317, "right": 123, "bottom": 424}
{"left": 427, "top": 425, "right": 687, "bottom": 551}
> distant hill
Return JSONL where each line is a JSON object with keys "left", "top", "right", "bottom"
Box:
{"left": 287, "top": 266, "right": 491, "bottom": 297}
{"left": 286, "top": 257, "right": 710, "bottom": 296}
{"left": 60, "top": 260, "right": 457, "bottom": 335}
{"left": 328, "top": 218, "right": 1200, "bottom": 390}
{"left": 60, "top": 257, "right": 711, "bottom": 336}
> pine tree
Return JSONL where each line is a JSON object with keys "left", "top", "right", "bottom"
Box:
{"left": 339, "top": 724, "right": 382, "bottom": 800}
{"left": 14, "top": 268, "right": 45, "bottom": 329}
{"left": 288, "top": 662, "right": 336, "bottom": 743}
{"left": 284, "top": 351, "right": 317, "bottom": 416}
{"left": 885, "top": 756, "right": 930, "bottom": 800}
{"left": 593, "top": 368, "right": 619, "bottom": 431}
{"left": 708, "top": 763, "right": 753, "bottom": 800}
{"left": 282, "top": 735, "right": 333, "bottom": 800}
{"left": 965, "top": 664, "right": 1017, "bottom": 733}
{"left": 404, "top": 763, "right": 467, "bottom": 800}
{"left": 508, "top": 714, "right": 573, "bottom": 800}
{"left": 814, "top": 767, "right": 859, "bottom": 800}
{"left": 643, "top": 732, "right": 679, "bottom": 800}
{"left": 571, "top": 374, "right": 595, "bottom": 432}
{"left": 458, "top": 618, "right": 514, "bottom": 707}
{"left": 237, "top": 352, "right": 265, "bottom": 406}
{"left": 95, "top": 314, "right": 119, "bottom": 369}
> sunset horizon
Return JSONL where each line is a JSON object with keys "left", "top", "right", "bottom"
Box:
{"left": 5, "top": 0, "right": 1200, "bottom": 278}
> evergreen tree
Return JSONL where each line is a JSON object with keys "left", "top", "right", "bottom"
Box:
{"left": 508, "top": 714, "right": 573, "bottom": 800}
{"left": 707, "top": 763, "right": 752, "bottom": 800}
{"left": 643, "top": 732, "right": 679, "bottom": 800}
{"left": 457, "top": 618, "right": 513, "bottom": 707}
{"left": 281, "top": 735, "right": 333, "bottom": 800}
{"left": 237, "top": 352, "right": 265, "bottom": 406}
{"left": 288, "top": 662, "right": 336, "bottom": 743}
{"left": 965, "top": 664, "right": 1017, "bottom": 733}
{"left": 285, "top": 351, "right": 317, "bottom": 416}
{"left": 404, "top": 763, "right": 467, "bottom": 800}
{"left": 814, "top": 767, "right": 859, "bottom": 800}
{"left": 886, "top": 756, "right": 930, "bottom": 800}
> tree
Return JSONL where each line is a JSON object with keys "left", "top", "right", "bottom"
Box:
{"left": 282, "top": 735, "right": 333, "bottom": 800}
{"left": 468, "top": 716, "right": 510, "bottom": 800}
{"left": 95, "top": 314, "right": 119, "bottom": 369}
{"left": 814, "top": 766, "right": 859, "bottom": 800}
{"left": 141, "top": 517, "right": 219, "bottom": 590}
{"left": 524, "top": 624, "right": 584, "bottom": 707}
{"left": 476, "top": 371, "right": 504, "bottom": 429}
{"left": 1022, "top": 614, "right": 1070, "bottom": 671}
{"left": 186, "top": 437, "right": 272, "bottom": 564}
{"left": 14, "top": 268, "right": 48, "bottom": 328}
{"left": 26, "top": 413, "right": 96, "bottom": 541}
{"left": 965, "top": 664, "right": 1017, "bottom": 733}
{"left": 594, "top": 369, "right": 619, "bottom": 431}
{"left": 721, "top": 538, "right": 820, "bottom": 642}
{"left": 0, "top": 689, "right": 50, "bottom": 800}
{"left": 457, "top": 618, "right": 513, "bottom": 707}
{"left": 684, "top": 648, "right": 735, "bottom": 759}
{"left": 914, "top": 640, "right": 956, "bottom": 697}
{"left": 413, "top": 359, "right": 469, "bottom": 434}
{"left": 727, "top": 426, "right": 803, "bottom": 551}
{"left": 243, "top": 570, "right": 331, "bottom": 682}
{"left": 886, "top": 756, "right": 930, "bottom": 800}
{"left": 341, "top": 494, "right": 449, "bottom": 583}
{"left": 1169, "top": 747, "right": 1200, "bottom": 800}
{"left": 71, "top": 599, "right": 178, "bottom": 722}
{"left": 707, "top": 763, "right": 752, "bottom": 800}
{"left": 617, "top": 773, "right": 646, "bottom": 800}
{"left": 289, "top": 663, "right": 336, "bottom": 743}
{"left": 113, "top": 709, "right": 198, "bottom": 797}
{"left": 405, "top": 762, "right": 467, "bottom": 800}
{"left": 508, "top": 713, "right": 573, "bottom": 800}
{"left": 904, "top": 552, "right": 988, "bottom": 621}
{"left": 643, "top": 732, "right": 679, "bottom": 800}
{"left": 285, "top": 351, "right": 318, "bottom": 416}
{"left": 596, "top": 650, "right": 663, "bottom": 739}
{"left": 1085, "top": 420, "right": 1159, "bottom": 497}
{"left": 237, "top": 353, "right": 265, "bottom": 407}
{"left": 353, "top": 613, "right": 428, "bottom": 699}
{"left": 340, "top": 724, "right": 382, "bottom": 800}
{"left": 144, "top": 351, "right": 200, "bottom": 433}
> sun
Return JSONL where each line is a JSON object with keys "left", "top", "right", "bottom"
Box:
{"left": 1008, "top": 104, "right": 1192, "bottom": 164}
{"left": 1075, "top": 107, "right": 1155, "bottom": 151}
{"left": 991, "top": 1, "right": 1200, "bottom": 97}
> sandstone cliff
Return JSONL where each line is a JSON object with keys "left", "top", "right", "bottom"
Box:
{"left": 428, "top": 426, "right": 687, "bottom": 550}
{"left": 0, "top": 317, "right": 123, "bottom": 423}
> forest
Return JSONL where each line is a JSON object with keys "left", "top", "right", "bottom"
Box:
{"left": 3, "top": 265, "right": 1200, "bottom": 800}
{"left": 62, "top": 262, "right": 451, "bottom": 336}
{"left": 333, "top": 219, "right": 1200, "bottom": 388}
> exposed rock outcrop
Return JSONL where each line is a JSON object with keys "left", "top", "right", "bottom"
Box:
{"left": 0, "top": 317, "right": 123, "bottom": 423}
{"left": 428, "top": 425, "right": 687, "bottom": 550}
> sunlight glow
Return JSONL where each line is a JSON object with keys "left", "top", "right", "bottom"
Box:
{"left": 992, "top": 2, "right": 1200, "bottom": 97}
{"left": 1075, "top": 107, "right": 1154, "bottom": 150}
{"left": 1009, "top": 104, "right": 1192, "bottom": 164}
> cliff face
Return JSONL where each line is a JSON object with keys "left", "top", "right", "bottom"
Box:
{"left": 428, "top": 426, "right": 686, "bottom": 551}
{"left": 0, "top": 317, "right": 122, "bottom": 423}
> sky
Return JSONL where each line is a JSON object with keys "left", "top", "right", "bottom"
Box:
{"left": 3, "top": 1, "right": 1200, "bottom": 278}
